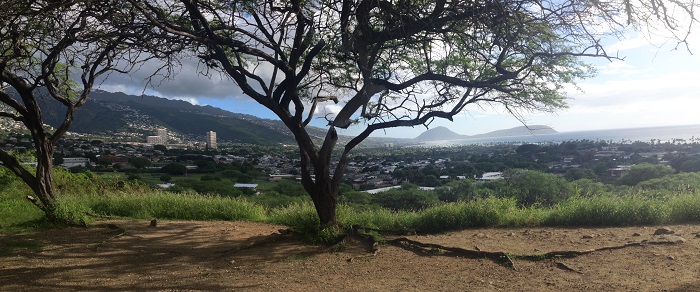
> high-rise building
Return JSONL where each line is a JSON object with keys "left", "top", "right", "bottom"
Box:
{"left": 206, "top": 131, "right": 217, "bottom": 149}
{"left": 157, "top": 128, "right": 168, "bottom": 144}
{"left": 147, "top": 128, "right": 168, "bottom": 145}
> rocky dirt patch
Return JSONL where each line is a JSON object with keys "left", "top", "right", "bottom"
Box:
{"left": 1, "top": 221, "right": 700, "bottom": 291}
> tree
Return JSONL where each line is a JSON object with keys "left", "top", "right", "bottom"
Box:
{"left": 563, "top": 168, "right": 598, "bottom": 182}
{"left": 153, "top": 144, "right": 168, "bottom": 152}
{"left": 127, "top": 0, "right": 697, "bottom": 226}
{"left": 129, "top": 157, "right": 152, "bottom": 169}
{"left": 618, "top": 163, "right": 675, "bottom": 186}
{"left": 159, "top": 174, "right": 172, "bottom": 183}
{"left": 161, "top": 163, "right": 188, "bottom": 176}
{"left": 0, "top": 1, "right": 177, "bottom": 222}
{"left": 504, "top": 170, "right": 572, "bottom": 206}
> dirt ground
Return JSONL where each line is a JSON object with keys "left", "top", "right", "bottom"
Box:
{"left": 1, "top": 220, "right": 700, "bottom": 291}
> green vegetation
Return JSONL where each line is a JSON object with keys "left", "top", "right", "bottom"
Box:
{"left": 4, "top": 165, "right": 700, "bottom": 245}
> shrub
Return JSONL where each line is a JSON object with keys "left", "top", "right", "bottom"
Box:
{"left": 637, "top": 172, "right": 700, "bottom": 192}
{"left": 503, "top": 170, "right": 573, "bottom": 206}
{"left": 371, "top": 188, "right": 439, "bottom": 211}
{"left": 617, "top": 163, "right": 674, "bottom": 186}
{"left": 435, "top": 179, "right": 477, "bottom": 202}
{"left": 161, "top": 163, "right": 187, "bottom": 175}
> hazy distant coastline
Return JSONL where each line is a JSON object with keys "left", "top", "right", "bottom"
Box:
{"left": 420, "top": 124, "right": 700, "bottom": 146}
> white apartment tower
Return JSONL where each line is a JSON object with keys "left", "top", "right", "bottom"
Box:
{"left": 147, "top": 128, "right": 168, "bottom": 145}
{"left": 206, "top": 131, "right": 217, "bottom": 149}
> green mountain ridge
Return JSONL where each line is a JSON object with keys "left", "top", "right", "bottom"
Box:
{"left": 38, "top": 90, "right": 327, "bottom": 145}
{"left": 7, "top": 89, "right": 557, "bottom": 146}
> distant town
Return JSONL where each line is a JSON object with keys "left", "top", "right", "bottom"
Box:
{"left": 3, "top": 127, "right": 700, "bottom": 194}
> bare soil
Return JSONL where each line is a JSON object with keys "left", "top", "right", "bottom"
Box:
{"left": 2, "top": 220, "right": 700, "bottom": 291}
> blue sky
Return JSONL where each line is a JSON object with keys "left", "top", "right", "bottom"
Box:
{"left": 98, "top": 31, "right": 700, "bottom": 139}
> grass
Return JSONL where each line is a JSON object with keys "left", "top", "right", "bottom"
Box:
{"left": 546, "top": 195, "right": 672, "bottom": 226}
{"left": 0, "top": 181, "right": 47, "bottom": 233}
{"left": 62, "top": 190, "right": 268, "bottom": 222}
{"left": 669, "top": 194, "right": 700, "bottom": 222}
{"left": 4, "top": 175, "right": 700, "bottom": 240}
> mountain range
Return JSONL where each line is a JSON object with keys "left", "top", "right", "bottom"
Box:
{"left": 37, "top": 90, "right": 327, "bottom": 144}
{"left": 4, "top": 90, "right": 557, "bottom": 145}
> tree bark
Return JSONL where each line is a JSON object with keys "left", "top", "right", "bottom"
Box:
{"left": 311, "top": 187, "right": 338, "bottom": 227}
{"left": 33, "top": 141, "right": 59, "bottom": 220}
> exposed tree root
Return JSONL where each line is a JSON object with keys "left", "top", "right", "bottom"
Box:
{"left": 388, "top": 237, "right": 516, "bottom": 268}
{"left": 385, "top": 237, "right": 684, "bottom": 270}
{"left": 217, "top": 229, "right": 295, "bottom": 256}
{"left": 352, "top": 225, "right": 417, "bottom": 236}
{"left": 93, "top": 223, "right": 126, "bottom": 251}
{"left": 93, "top": 223, "right": 125, "bottom": 236}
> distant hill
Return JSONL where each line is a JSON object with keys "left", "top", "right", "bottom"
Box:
{"left": 414, "top": 125, "right": 557, "bottom": 142}
{"left": 414, "top": 126, "right": 467, "bottom": 141}
{"left": 33, "top": 90, "right": 328, "bottom": 145}
{"left": 471, "top": 125, "right": 557, "bottom": 138}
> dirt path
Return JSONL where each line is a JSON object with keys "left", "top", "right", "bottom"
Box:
{"left": 1, "top": 220, "right": 699, "bottom": 291}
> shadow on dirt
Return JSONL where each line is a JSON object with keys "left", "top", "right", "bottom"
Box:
{"left": 0, "top": 220, "right": 321, "bottom": 290}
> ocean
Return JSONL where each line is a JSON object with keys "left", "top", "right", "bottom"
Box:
{"left": 423, "top": 124, "right": 700, "bottom": 146}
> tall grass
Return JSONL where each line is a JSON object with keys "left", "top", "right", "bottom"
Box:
{"left": 547, "top": 195, "right": 671, "bottom": 226}
{"left": 668, "top": 194, "right": 700, "bottom": 223}
{"left": 61, "top": 190, "right": 267, "bottom": 222}
{"left": 5, "top": 166, "right": 700, "bottom": 238}
{"left": 413, "top": 197, "right": 547, "bottom": 232}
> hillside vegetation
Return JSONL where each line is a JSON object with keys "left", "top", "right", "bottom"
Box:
{"left": 3, "top": 164, "right": 700, "bottom": 242}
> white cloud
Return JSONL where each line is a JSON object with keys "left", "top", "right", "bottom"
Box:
{"left": 170, "top": 97, "right": 201, "bottom": 105}
{"left": 597, "top": 60, "right": 643, "bottom": 75}
{"left": 323, "top": 104, "right": 343, "bottom": 117}
{"left": 606, "top": 34, "right": 658, "bottom": 53}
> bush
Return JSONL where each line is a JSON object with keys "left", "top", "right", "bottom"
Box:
{"left": 338, "top": 191, "right": 373, "bottom": 206}
{"left": 246, "top": 192, "right": 310, "bottom": 208}
{"left": 371, "top": 188, "right": 439, "bottom": 211}
{"left": 435, "top": 179, "right": 477, "bottom": 202}
{"left": 161, "top": 163, "right": 187, "bottom": 175}
{"left": 617, "top": 163, "right": 674, "bottom": 186}
{"left": 159, "top": 174, "right": 172, "bottom": 182}
{"left": 503, "top": 170, "right": 573, "bottom": 206}
{"left": 637, "top": 172, "right": 700, "bottom": 192}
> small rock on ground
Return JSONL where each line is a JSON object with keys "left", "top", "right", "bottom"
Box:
{"left": 654, "top": 227, "right": 675, "bottom": 235}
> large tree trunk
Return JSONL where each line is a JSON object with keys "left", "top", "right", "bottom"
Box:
{"left": 23, "top": 139, "right": 65, "bottom": 223}
{"left": 1, "top": 139, "right": 62, "bottom": 223}
{"left": 310, "top": 185, "right": 338, "bottom": 227}
{"left": 297, "top": 127, "right": 341, "bottom": 228}
{"left": 30, "top": 141, "right": 60, "bottom": 222}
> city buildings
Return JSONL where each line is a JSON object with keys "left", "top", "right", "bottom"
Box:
{"left": 146, "top": 128, "right": 168, "bottom": 145}
{"left": 206, "top": 131, "right": 217, "bottom": 150}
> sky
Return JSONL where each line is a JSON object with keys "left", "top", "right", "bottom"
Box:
{"left": 97, "top": 28, "right": 700, "bottom": 139}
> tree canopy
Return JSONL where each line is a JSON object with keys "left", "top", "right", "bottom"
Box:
{"left": 3, "top": 0, "right": 696, "bottom": 226}
{"left": 0, "top": 0, "right": 179, "bottom": 221}
{"left": 122, "top": 0, "right": 699, "bottom": 226}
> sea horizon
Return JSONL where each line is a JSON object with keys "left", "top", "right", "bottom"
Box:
{"left": 422, "top": 124, "right": 700, "bottom": 146}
